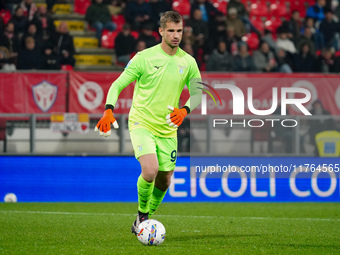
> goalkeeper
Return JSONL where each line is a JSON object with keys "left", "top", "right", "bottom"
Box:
{"left": 95, "top": 11, "right": 202, "bottom": 234}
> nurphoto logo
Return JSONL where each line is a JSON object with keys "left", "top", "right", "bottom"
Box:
{"left": 200, "top": 83, "right": 312, "bottom": 128}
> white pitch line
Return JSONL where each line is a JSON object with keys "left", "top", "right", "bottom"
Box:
{"left": 0, "top": 210, "right": 339, "bottom": 222}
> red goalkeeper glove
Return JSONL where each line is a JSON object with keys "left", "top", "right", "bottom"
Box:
{"left": 94, "top": 109, "right": 119, "bottom": 137}
{"left": 166, "top": 105, "right": 188, "bottom": 128}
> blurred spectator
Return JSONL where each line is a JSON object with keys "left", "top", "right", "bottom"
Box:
{"left": 276, "top": 26, "right": 297, "bottom": 54}
{"left": 0, "top": 22, "right": 19, "bottom": 64}
{"left": 108, "top": 0, "right": 125, "bottom": 16}
{"left": 180, "top": 26, "right": 195, "bottom": 47}
{"left": 293, "top": 43, "right": 316, "bottom": 72}
{"left": 9, "top": 6, "right": 28, "bottom": 40}
{"left": 17, "top": 36, "right": 41, "bottom": 69}
{"left": 124, "top": 0, "right": 151, "bottom": 31}
{"left": 0, "top": 47, "right": 16, "bottom": 71}
{"left": 183, "top": 43, "right": 194, "bottom": 56}
{"left": 85, "top": 0, "right": 116, "bottom": 43}
{"left": 50, "top": 22, "right": 75, "bottom": 66}
{"left": 262, "top": 29, "right": 278, "bottom": 51}
{"left": 275, "top": 48, "right": 293, "bottom": 73}
{"left": 206, "top": 41, "right": 233, "bottom": 71}
{"left": 177, "top": 118, "right": 191, "bottom": 152}
{"left": 46, "top": 0, "right": 56, "bottom": 13}
{"left": 115, "top": 23, "right": 136, "bottom": 65}
{"left": 335, "top": 3, "right": 340, "bottom": 21}
{"left": 227, "top": 0, "right": 247, "bottom": 19}
{"left": 282, "top": 10, "right": 302, "bottom": 41}
{"left": 137, "top": 23, "right": 157, "bottom": 48}
{"left": 32, "top": 5, "right": 56, "bottom": 42}
{"left": 233, "top": 42, "right": 255, "bottom": 72}
{"left": 0, "top": 16, "right": 4, "bottom": 33}
{"left": 41, "top": 42, "right": 61, "bottom": 70}
{"left": 224, "top": 26, "right": 239, "bottom": 56}
{"left": 300, "top": 17, "right": 324, "bottom": 50}
{"left": 136, "top": 40, "right": 146, "bottom": 52}
{"left": 325, "top": 0, "right": 332, "bottom": 10}
{"left": 226, "top": 8, "right": 246, "bottom": 39}
{"left": 228, "top": 0, "right": 255, "bottom": 33}
{"left": 296, "top": 27, "right": 316, "bottom": 56}
{"left": 130, "top": 39, "right": 146, "bottom": 59}
{"left": 253, "top": 41, "right": 277, "bottom": 72}
{"left": 207, "top": 13, "right": 226, "bottom": 52}
{"left": 22, "top": 23, "right": 44, "bottom": 52}
{"left": 308, "top": 99, "right": 335, "bottom": 156}
{"left": 20, "top": 0, "right": 37, "bottom": 21}
{"left": 190, "top": 0, "right": 221, "bottom": 23}
{"left": 319, "top": 9, "right": 340, "bottom": 51}
{"left": 4, "top": 0, "right": 21, "bottom": 14}
{"left": 306, "top": 0, "right": 326, "bottom": 21}
{"left": 149, "top": 0, "right": 171, "bottom": 31}
{"left": 187, "top": 9, "right": 209, "bottom": 53}
{"left": 314, "top": 47, "right": 340, "bottom": 73}
{"left": 0, "top": 0, "right": 5, "bottom": 9}
{"left": 271, "top": 105, "right": 294, "bottom": 153}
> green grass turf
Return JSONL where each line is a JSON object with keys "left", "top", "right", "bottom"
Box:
{"left": 0, "top": 203, "right": 339, "bottom": 255}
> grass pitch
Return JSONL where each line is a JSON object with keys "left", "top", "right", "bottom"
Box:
{"left": 0, "top": 203, "right": 339, "bottom": 255}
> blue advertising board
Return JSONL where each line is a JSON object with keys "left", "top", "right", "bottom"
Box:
{"left": 0, "top": 156, "right": 339, "bottom": 202}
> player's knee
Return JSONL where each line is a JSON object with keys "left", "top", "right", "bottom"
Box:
{"left": 141, "top": 165, "right": 159, "bottom": 182}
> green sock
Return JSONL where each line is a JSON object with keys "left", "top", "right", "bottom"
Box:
{"left": 149, "top": 187, "right": 167, "bottom": 217}
{"left": 137, "top": 175, "right": 154, "bottom": 214}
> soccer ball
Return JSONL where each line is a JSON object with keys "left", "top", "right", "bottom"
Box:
{"left": 4, "top": 193, "right": 17, "bottom": 203}
{"left": 137, "top": 219, "right": 166, "bottom": 246}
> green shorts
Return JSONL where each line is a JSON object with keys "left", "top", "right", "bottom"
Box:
{"left": 130, "top": 128, "right": 177, "bottom": 172}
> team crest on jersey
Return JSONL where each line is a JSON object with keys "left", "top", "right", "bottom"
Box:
{"left": 178, "top": 65, "right": 186, "bottom": 74}
{"left": 32, "top": 80, "right": 58, "bottom": 112}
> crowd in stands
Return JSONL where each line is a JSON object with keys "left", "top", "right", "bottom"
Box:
{"left": 1, "top": 0, "right": 340, "bottom": 72}
{"left": 0, "top": 0, "right": 75, "bottom": 70}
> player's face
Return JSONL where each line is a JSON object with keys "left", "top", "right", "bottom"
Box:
{"left": 160, "top": 22, "right": 183, "bottom": 49}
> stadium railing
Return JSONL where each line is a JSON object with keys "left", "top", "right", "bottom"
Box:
{"left": 0, "top": 113, "right": 339, "bottom": 156}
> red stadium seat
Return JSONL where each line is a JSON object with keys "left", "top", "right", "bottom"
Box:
{"left": 74, "top": 0, "right": 91, "bottom": 15}
{"left": 101, "top": 30, "right": 119, "bottom": 49}
{"left": 111, "top": 15, "right": 125, "bottom": 32}
{"left": 212, "top": 0, "right": 228, "bottom": 16}
{"left": 242, "top": 33, "right": 260, "bottom": 50}
{"left": 249, "top": 2, "right": 269, "bottom": 18}
{"left": 264, "top": 17, "right": 282, "bottom": 33}
{"left": 288, "top": 0, "right": 306, "bottom": 17}
{"left": 306, "top": 0, "right": 315, "bottom": 7}
{"left": 172, "top": 0, "right": 191, "bottom": 19}
{"left": 61, "top": 65, "right": 74, "bottom": 71}
{"left": 130, "top": 31, "right": 139, "bottom": 40}
{"left": 251, "top": 17, "right": 265, "bottom": 33}
{"left": 267, "top": 0, "right": 279, "bottom": 4}
{"left": 269, "top": 3, "right": 290, "bottom": 18}
{"left": 0, "top": 10, "right": 11, "bottom": 24}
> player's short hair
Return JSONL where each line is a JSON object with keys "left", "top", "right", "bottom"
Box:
{"left": 160, "top": 11, "right": 183, "bottom": 29}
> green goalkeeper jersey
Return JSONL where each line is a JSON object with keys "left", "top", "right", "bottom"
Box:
{"left": 106, "top": 44, "right": 201, "bottom": 138}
